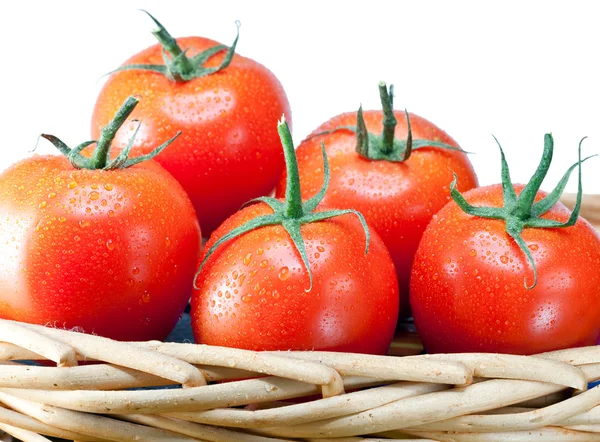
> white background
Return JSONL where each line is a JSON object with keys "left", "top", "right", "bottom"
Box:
{"left": 1, "top": 1, "right": 599, "bottom": 194}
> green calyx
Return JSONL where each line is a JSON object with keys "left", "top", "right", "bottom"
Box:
{"left": 310, "top": 81, "right": 466, "bottom": 162}
{"left": 194, "top": 117, "right": 371, "bottom": 292}
{"left": 451, "top": 133, "right": 593, "bottom": 289}
{"left": 41, "top": 96, "right": 180, "bottom": 170}
{"left": 110, "top": 10, "right": 240, "bottom": 82}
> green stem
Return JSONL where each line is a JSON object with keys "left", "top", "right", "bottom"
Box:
{"left": 309, "top": 82, "right": 464, "bottom": 163}
{"left": 42, "top": 95, "right": 180, "bottom": 171}
{"left": 143, "top": 10, "right": 194, "bottom": 76}
{"left": 89, "top": 97, "right": 139, "bottom": 169}
{"left": 450, "top": 133, "right": 590, "bottom": 289}
{"left": 279, "top": 118, "right": 304, "bottom": 219}
{"left": 110, "top": 11, "right": 239, "bottom": 83}
{"left": 379, "top": 82, "right": 397, "bottom": 154}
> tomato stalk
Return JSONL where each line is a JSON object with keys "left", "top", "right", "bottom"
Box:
{"left": 41, "top": 96, "right": 181, "bottom": 170}
{"left": 379, "top": 82, "right": 398, "bottom": 154}
{"left": 310, "top": 82, "right": 465, "bottom": 162}
{"left": 109, "top": 11, "right": 240, "bottom": 82}
{"left": 450, "top": 134, "right": 593, "bottom": 289}
{"left": 194, "top": 117, "right": 371, "bottom": 291}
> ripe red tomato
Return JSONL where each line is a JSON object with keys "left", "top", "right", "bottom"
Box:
{"left": 276, "top": 85, "right": 477, "bottom": 317}
{"left": 91, "top": 15, "right": 291, "bottom": 235}
{"left": 0, "top": 99, "right": 201, "bottom": 341}
{"left": 191, "top": 203, "right": 398, "bottom": 354}
{"left": 410, "top": 136, "right": 600, "bottom": 355}
{"left": 191, "top": 119, "right": 399, "bottom": 354}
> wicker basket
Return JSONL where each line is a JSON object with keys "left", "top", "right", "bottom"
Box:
{"left": 1, "top": 193, "right": 600, "bottom": 442}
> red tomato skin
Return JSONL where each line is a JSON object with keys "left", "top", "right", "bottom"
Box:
{"left": 91, "top": 36, "right": 291, "bottom": 235}
{"left": 190, "top": 203, "right": 399, "bottom": 354}
{"left": 275, "top": 111, "right": 478, "bottom": 317}
{"left": 410, "top": 184, "right": 600, "bottom": 355}
{"left": 0, "top": 155, "right": 201, "bottom": 341}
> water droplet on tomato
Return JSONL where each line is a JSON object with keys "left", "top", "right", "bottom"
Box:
{"left": 259, "top": 260, "right": 268, "bottom": 268}
{"left": 257, "top": 248, "right": 264, "bottom": 255}
{"left": 89, "top": 191, "right": 100, "bottom": 201}
{"left": 47, "top": 192, "right": 56, "bottom": 199}
{"left": 79, "top": 220, "right": 90, "bottom": 228}
{"left": 317, "top": 246, "right": 325, "bottom": 253}
{"left": 238, "top": 273, "right": 246, "bottom": 286}
{"left": 243, "top": 253, "right": 252, "bottom": 265}
{"left": 529, "top": 244, "right": 539, "bottom": 251}
{"left": 39, "top": 201, "right": 47, "bottom": 209}
{"left": 242, "top": 294, "right": 252, "bottom": 303}
{"left": 104, "top": 183, "right": 113, "bottom": 191}
{"left": 132, "top": 267, "right": 140, "bottom": 275}
{"left": 278, "top": 266, "right": 289, "bottom": 280}
{"left": 165, "top": 237, "right": 171, "bottom": 246}
{"left": 68, "top": 181, "right": 77, "bottom": 189}
{"left": 500, "top": 255, "right": 509, "bottom": 264}
{"left": 106, "top": 239, "right": 115, "bottom": 251}
{"left": 272, "top": 290, "right": 280, "bottom": 299}
{"left": 469, "top": 249, "right": 477, "bottom": 257}
{"left": 74, "top": 235, "right": 81, "bottom": 242}
{"left": 141, "top": 292, "right": 151, "bottom": 303}
{"left": 59, "top": 216, "right": 66, "bottom": 223}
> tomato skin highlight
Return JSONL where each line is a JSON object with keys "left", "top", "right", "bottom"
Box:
{"left": 410, "top": 184, "right": 600, "bottom": 355}
{"left": 276, "top": 110, "right": 478, "bottom": 317}
{"left": 92, "top": 36, "right": 291, "bottom": 235}
{"left": 0, "top": 155, "right": 201, "bottom": 341}
{"left": 191, "top": 202, "right": 399, "bottom": 354}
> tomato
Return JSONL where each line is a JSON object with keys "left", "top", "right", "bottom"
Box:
{"left": 0, "top": 97, "right": 201, "bottom": 341}
{"left": 276, "top": 83, "right": 477, "bottom": 317}
{"left": 91, "top": 13, "right": 291, "bottom": 235}
{"left": 410, "top": 134, "right": 600, "bottom": 354}
{"left": 191, "top": 119, "right": 399, "bottom": 354}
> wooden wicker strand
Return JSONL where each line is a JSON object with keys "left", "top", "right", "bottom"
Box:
{"left": 0, "top": 362, "right": 175, "bottom": 391}
{"left": 272, "top": 351, "right": 585, "bottom": 389}
{"left": 421, "top": 353, "right": 588, "bottom": 390}
{"left": 167, "top": 381, "right": 448, "bottom": 428}
{"left": 539, "top": 345, "right": 600, "bottom": 365}
{"left": 0, "top": 391, "right": 199, "bottom": 441}
{"left": 0, "top": 321, "right": 77, "bottom": 367}
{"left": 405, "top": 428, "right": 600, "bottom": 441}
{"left": 0, "top": 361, "right": 259, "bottom": 391}
{"left": 0, "top": 343, "right": 58, "bottom": 362}
{"left": 131, "top": 342, "right": 349, "bottom": 397}
{"left": 256, "top": 378, "right": 579, "bottom": 438}
{"left": 0, "top": 423, "right": 51, "bottom": 442}
{"left": 0, "top": 375, "right": 379, "bottom": 415}
{"left": 7, "top": 320, "right": 207, "bottom": 388}
{"left": 115, "top": 413, "right": 290, "bottom": 442}
{"left": 135, "top": 342, "right": 473, "bottom": 386}
{"left": 562, "top": 404, "right": 600, "bottom": 426}
{"left": 0, "top": 403, "right": 107, "bottom": 441}
{"left": 405, "top": 383, "right": 600, "bottom": 432}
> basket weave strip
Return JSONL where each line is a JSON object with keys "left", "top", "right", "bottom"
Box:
{"left": 2, "top": 323, "right": 600, "bottom": 440}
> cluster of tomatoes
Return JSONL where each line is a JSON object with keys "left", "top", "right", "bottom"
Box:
{"left": 1, "top": 13, "right": 600, "bottom": 356}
